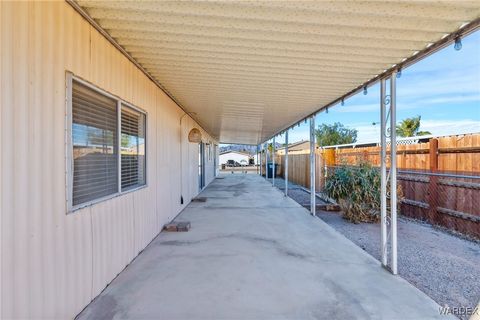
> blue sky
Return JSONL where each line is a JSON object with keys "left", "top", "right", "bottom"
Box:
{"left": 283, "top": 31, "right": 480, "bottom": 144}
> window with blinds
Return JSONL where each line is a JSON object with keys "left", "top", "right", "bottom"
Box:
{"left": 72, "top": 81, "right": 118, "bottom": 206}
{"left": 69, "top": 76, "right": 147, "bottom": 210}
{"left": 121, "top": 105, "right": 146, "bottom": 191}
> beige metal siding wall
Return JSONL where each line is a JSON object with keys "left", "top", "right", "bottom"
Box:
{"left": 0, "top": 1, "right": 217, "bottom": 318}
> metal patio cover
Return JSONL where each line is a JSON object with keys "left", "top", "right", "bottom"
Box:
{"left": 75, "top": 1, "right": 480, "bottom": 144}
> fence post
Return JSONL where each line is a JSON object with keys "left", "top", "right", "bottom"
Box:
{"left": 323, "top": 149, "right": 335, "bottom": 188}
{"left": 428, "top": 138, "right": 439, "bottom": 223}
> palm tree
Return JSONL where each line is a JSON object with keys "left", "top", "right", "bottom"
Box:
{"left": 396, "top": 115, "right": 431, "bottom": 137}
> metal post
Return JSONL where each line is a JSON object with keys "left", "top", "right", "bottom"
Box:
{"left": 265, "top": 142, "right": 268, "bottom": 180}
{"left": 259, "top": 144, "right": 263, "bottom": 176}
{"left": 390, "top": 72, "right": 398, "bottom": 275}
{"left": 259, "top": 145, "right": 261, "bottom": 175}
{"left": 272, "top": 136, "right": 276, "bottom": 186}
{"left": 310, "top": 116, "right": 316, "bottom": 215}
{"left": 285, "top": 130, "right": 289, "bottom": 197}
{"left": 380, "top": 79, "right": 388, "bottom": 268}
{"left": 256, "top": 145, "right": 260, "bottom": 175}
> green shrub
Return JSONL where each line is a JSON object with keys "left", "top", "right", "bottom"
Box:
{"left": 324, "top": 161, "right": 381, "bottom": 223}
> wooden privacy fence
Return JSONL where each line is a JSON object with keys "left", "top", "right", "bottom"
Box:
{"left": 276, "top": 133, "right": 480, "bottom": 239}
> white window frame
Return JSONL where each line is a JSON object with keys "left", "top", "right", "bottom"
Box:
{"left": 65, "top": 72, "right": 148, "bottom": 213}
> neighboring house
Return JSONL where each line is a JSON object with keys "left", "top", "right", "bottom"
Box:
{"left": 219, "top": 150, "right": 255, "bottom": 166}
{"left": 276, "top": 140, "right": 312, "bottom": 155}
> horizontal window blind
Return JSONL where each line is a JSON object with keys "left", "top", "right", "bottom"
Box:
{"left": 121, "top": 105, "right": 146, "bottom": 191}
{"left": 72, "top": 81, "right": 118, "bottom": 206}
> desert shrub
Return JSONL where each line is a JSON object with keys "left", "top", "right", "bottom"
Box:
{"left": 324, "top": 161, "right": 381, "bottom": 223}
{"left": 325, "top": 161, "right": 404, "bottom": 223}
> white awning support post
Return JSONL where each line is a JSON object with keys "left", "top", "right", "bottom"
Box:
{"left": 272, "top": 136, "right": 276, "bottom": 187}
{"left": 259, "top": 144, "right": 263, "bottom": 176}
{"left": 380, "top": 79, "right": 388, "bottom": 268}
{"left": 310, "top": 116, "right": 316, "bottom": 216}
{"left": 256, "top": 145, "right": 260, "bottom": 175}
{"left": 390, "top": 72, "right": 398, "bottom": 275}
{"left": 380, "top": 73, "right": 398, "bottom": 275}
{"left": 285, "top": 130, "right": 289, "bottom": 197}
{"left": 265, "top": 142, "right": 268, "bottom": 180}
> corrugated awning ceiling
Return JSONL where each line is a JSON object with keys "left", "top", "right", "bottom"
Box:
{"left": 75, "top": 0, "right": 480, "bottom": 144}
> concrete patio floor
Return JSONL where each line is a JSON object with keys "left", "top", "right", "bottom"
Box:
{"left": 77, "top": 174, "right": 450, "bottom": 320}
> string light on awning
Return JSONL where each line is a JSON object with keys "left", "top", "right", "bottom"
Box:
{"left": 454, "top": 37, "right": 462, "bottom": 51}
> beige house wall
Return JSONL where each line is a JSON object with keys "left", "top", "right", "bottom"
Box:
{"left": 277, "top": 141, "right": 312, "bottom": 155}
{"left": 0, "top": 1, "right": 217, "bottom": 318}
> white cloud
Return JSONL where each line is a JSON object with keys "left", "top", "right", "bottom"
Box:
{"left": 414, "top": 94, "right": 480, "bottom": 105}
{"left": 419, "top": 119, "right": 480, "bottom": 136}
{"left": 351, "top": 124, "right": 382, "bottom": 143}
{"left": 399, "top": 72, "right": 479, "bottom": 99}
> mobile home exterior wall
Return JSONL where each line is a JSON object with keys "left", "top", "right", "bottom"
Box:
{"left": 0, "top": 1, "right": 217, "bottom": 318}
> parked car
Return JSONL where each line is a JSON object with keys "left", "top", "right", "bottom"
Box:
{"left": 226, "top": 159, "right": 241, "bottom": 167}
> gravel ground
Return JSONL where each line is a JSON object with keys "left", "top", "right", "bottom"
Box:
{"left": 272, "top": 176, "right": 480, "bottom": 319}
{"left": 271, "top": 178, "right": 317, "bottom": 206}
